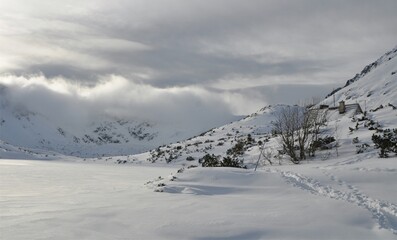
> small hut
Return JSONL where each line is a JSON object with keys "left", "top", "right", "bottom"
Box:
{"left": 339, "top": 101, "right": 363, "bottom": 115}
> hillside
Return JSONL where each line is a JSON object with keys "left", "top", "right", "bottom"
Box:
{"left": 84, "top": 46, "right": 397, "bottom": 167}
{"left": 321, "top": 46, "right": 397, "bottom": 112}
{"left": 78, "top": 104, "right": 284, "bottom": 165}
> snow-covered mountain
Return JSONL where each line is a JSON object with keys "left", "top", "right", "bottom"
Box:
{"left": 322, "top": 46, "right": 397, "bottom": 111}
{"left": 0, "top": 86, "right": 240, "bottom": 158}
{"left": 97, "top": 45, "right": 397, "bottom": 166}
{"left": 84, "top": 104, "right": 287, "bottom": 165}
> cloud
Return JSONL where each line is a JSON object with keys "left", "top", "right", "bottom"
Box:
{"left": 0, "top": 0, "right": 396, "bottom": 131}
{"left": 1, "top": 0, "right": 396, "bottom": 86}
{"left": 0, "top": 75, "right": 265, "bottom": 133}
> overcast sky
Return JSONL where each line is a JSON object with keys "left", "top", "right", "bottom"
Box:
{"left": 0, "top": 0, "right": 396, "bottom": 128}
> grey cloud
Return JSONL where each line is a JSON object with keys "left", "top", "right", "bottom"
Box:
{"left": 0, "top": 0, "right": 396, "bottom": 110}
{"left": 0, "top": 76, "right": 247, "bottom": 134}
{"left": 93, "top": 43, "right": 342, "bottom": 88}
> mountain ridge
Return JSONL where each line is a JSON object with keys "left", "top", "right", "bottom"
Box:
{"left": 325, "top": 45, "right": 397, "bottom": 100}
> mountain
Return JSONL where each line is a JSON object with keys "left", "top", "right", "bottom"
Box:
{"left": 0, "top": 85, "right": 239, "bottom": 158}
{"left": 98, "top": 46, "right": 397, "bottom": 166}
{"left": 321, "top": 46, "right": 397, "bottom": 111}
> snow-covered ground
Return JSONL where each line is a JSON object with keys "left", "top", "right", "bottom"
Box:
{"left": 1, "top": 156, "right": 396, "bottom": 240}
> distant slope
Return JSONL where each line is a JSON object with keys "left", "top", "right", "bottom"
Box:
{"left": 321, "top": 46, "right": 397, "bottom": 111}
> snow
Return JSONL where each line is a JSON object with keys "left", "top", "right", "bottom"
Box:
{"left": 1, "top": 156, "right": 396, "bottom": 240}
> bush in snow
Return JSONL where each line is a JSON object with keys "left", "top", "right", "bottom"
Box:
{"left": 370, "top": 105, "right": 384, "bottom": 112}
{"left": 366, "top": 119, "right": 381, "bottom": 130}
{"left": 200, "top": 154, "right": 245, "bottom": 168}
{"left": 388, "top": 103, "right": 396, "bottom": 110}
{"left": 226, "top": 140, "right": 246, "bottom": 157}
{"left": 246, "top": 134, "right": 255, "bottom": 147}
{"left": 310, "top": 136, "right": 335, "bottom": 150}
{"left": 200, "top": 154, "right": 221, "bottom": 167}
{"left": 356, "top": 143, "right": 370, "bottom": 154}
{"left": 220, "top": 156, "right": 245, "bottom": 168}
{"left": 372, "top": 128, "right": 397, "bottom": 158}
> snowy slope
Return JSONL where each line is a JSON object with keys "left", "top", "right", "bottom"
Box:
{"left": 321, "top": 46, "right": 397, "bottom": 113}
{"left": 99, "top": 105, "right": 286, "bottom": 166}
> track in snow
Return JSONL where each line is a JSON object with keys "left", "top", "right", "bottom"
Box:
{"left": 278, "top": 170, "right": 397, "bottom": 235}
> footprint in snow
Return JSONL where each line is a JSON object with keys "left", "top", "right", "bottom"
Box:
{"left": 279, "top": 170, "right": 397, "bottom": 235}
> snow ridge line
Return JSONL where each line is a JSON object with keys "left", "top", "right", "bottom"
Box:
{"left": 279, "top": 170, "right": 397, "bottom": 235}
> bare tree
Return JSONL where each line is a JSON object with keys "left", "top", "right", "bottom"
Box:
{"left": 272, "top": 106, "right": 327, "bottom": 164}
{"left": 308, "top": 109, "right": 328, "bottom": 157}
{"left": 272, "top": 106, "right": 301, "bottom": 164}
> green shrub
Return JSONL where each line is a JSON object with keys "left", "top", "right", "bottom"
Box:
{"left": 310, "top": 136, "right": 335, "bottom": 150}
{"left": 200, "top": 154, "right": 220, "bottom": 167}
{"left": 221, "top": 156, "right": 244, "bottom": 168}
{"left": 226, "top": 141, "right": 246, "bottom": 157}
{"left": 356, "top": 143, "right": 370, "bottom": 154}
{"left": 200, "top": 154, "right": 245, "bottom": 168}
{"left": 372, "top": 129, "right": 397, "bottom": 158}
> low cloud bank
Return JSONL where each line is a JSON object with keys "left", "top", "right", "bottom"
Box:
{"left": 0, "top": 74, "right": 265, "bottom": 132}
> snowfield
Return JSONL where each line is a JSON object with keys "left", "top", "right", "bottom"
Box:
{"left": 1, "top": 156, "right": 396, "bottom": 240}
